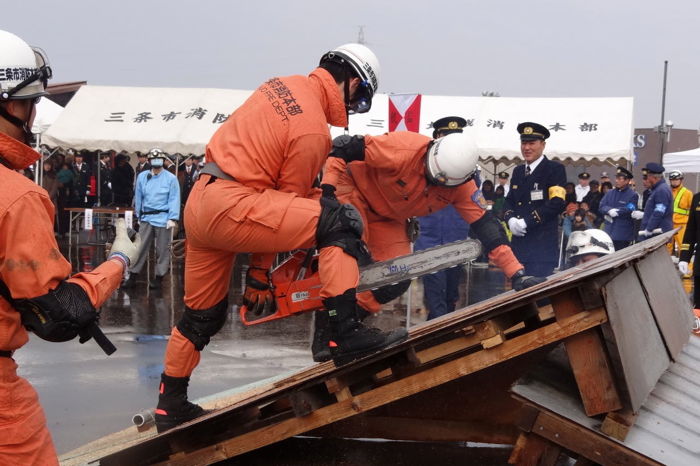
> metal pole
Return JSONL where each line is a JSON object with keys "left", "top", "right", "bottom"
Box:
{"left": 659, "top": 60, "right": 668, "bottom": 161}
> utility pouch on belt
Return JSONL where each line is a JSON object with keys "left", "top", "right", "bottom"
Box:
{"left": 0, "top": 279, "right": 116, "bottom": 355}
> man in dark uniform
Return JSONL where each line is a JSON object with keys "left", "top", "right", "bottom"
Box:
{"left": 678, "top": 189, "right": 700, "bottom": 336}
{"left": 71, "top": 151, "right": 91, "bottom": 207}
{"left": 638, "top": 162, "right": 673, "bottom": 240}
{"left": 414, "top": 116, "right": 470, "bottom": 320}
{"left": 599, "top": 166, "right": 638, "bottom": 250}
{"left": 497, "top": 171, "right": 510, "bottom": 196}
{"left": 503, "top": 122, "right": 566, "bottom": 277}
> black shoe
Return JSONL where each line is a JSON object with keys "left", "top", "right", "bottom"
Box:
{"left": 122, "top": 272, "right": 139, "bottom": 288}
{"left": 325, "top": 289, "right": 408, "bottom": 367}
{"left": 149, "top": 275, "right": 164, "bottom": 290}
{"left": 154, "top": 373, "right": 207, "bottom": 433}
{"left": 311, "top": 311, "right": 331, "bottom": 362}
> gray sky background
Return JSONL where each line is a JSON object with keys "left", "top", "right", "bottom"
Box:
{"left": 3, "top": 0, "right": 699, "bottom": 130}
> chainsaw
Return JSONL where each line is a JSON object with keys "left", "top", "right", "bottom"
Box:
{"left": 240, "top": 238, "right": 482, "bottom": 325}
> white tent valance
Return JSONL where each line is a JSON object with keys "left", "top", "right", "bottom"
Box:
{"left": 43, "top": 85, "right": 633, "bottom": 164}
{"left": 340, "top": 94, "right": 634, "bottom": 164}
{"left": 42, "top": 85, "right": 253, "bottom": 155}
{"left": 663, "top": 147, "right": 700, "bottom": 173}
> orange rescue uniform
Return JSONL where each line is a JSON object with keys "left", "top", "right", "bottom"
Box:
{"left": 323, "top": 131, "right": 524, "bottom": 313}
{"left": 163, "top": 68, "right": 359, "bottom": 378}
{"left": 0, "top": 132, "right": 123, "bottom": 465}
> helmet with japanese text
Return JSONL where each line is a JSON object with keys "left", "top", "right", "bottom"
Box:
{"left": 565, "top": 229, "right": 614, "bottom": 266}
{"left": 320, "top": 43, "right": 380, "bottom": 114}
{"left": 425, "top": 132, "right": 479, "bottom": 187}
{"left": 0, "top": 30, "right": 52, "bottom": 101}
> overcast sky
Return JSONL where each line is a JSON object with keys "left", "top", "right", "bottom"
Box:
{"left": 4, "top": 0, "right": 699, "bottom": 130}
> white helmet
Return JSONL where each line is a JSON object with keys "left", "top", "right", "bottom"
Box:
{"left": 566, "top": 229, "right": 614, "bottom": 265}
{"left": 668, "top": 170, "right": 683, "bottom": 180}
{"left": 0, "top": 30, "right": 52, "bottom": 101}
{"left": 320, "top": 43, "right": 380, "bottom": 114}
{"left": 425, "top": 132, "right": 479, "bottom": 186}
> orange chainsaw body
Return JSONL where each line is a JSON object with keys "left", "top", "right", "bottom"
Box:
{"left": 240, "top": 250, "right": 324, "bottom": 325}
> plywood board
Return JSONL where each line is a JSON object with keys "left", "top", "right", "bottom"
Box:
{"left": 634, "top": 248, "right": 693, "bottom": 360}
{"left": 602, "top": 267, "right": 670, "bottom": 412}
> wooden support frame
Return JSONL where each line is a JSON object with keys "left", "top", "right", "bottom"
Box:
{"left": 143, "top": 310, "right": 607, "bottom": 466}
{"left": 510, "top": 403, "right": 662, "bottom": 466}
{"left": 550, "top": 288, "right": 622, "bottom": 416}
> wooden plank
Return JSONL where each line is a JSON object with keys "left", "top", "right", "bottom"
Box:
{"left": 551, "top": 289, "right": 621, "bottom": 416}
{"left": 603, "top": 266, "right": 671, "bottom": 412}
{"left": 312, "top": 415, "right": 517, "bottom": 444}
{"left": 507, "top": 432, "right": 561, "bottom": 466}
{"left": 532, "top": 409, "right": 662, "bottom": 466}
{"left": 150, "top": 310, "right": 607, "bottom": 466}
{"left": 634, "top": 248, "right": 693, "bottom": 360}
{"left": 601, "top": 410, "right": 638, "bottom": 441}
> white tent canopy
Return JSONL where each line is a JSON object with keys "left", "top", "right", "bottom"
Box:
{"left": 32, "top": 97, "right": 64, "bottom": 134}
{"left": 42, "top": 85, "right": 253, "bottom": 155}
{"left": 341, "top": 94, "right": 634, "bottom": 164}
{"left": 43, "top": 85, "right": 633, "bottom": 163}
{"left": 663, "top": 147, "right": 700, "bottom": 173}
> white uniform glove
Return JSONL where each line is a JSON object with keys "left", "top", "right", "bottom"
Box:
{"left": 607, "top": 208, "right": 619, "bottom": 218}
{"left": 679, "top": 261, "right": 689, "bottom": 275}
{"left": 631, "top": 210, "right": 644, "bottom": 220}
{"left": 508, "top": 217, "right": 528, "bottom": 237}
{"left": 108, "top": 218, "right": 142, "bottom": 269}
{"left": 107, "top": 182, "right": 112, "bottom": 189}
{"left": 166, "top": 219, "right": 178, "bottom": 230}
{"left": 638, "top": 229, "right": 652, "bottom": 237}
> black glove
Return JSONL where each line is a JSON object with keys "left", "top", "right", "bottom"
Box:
{"left": 320, "top": 183, "right": 339, "bottom": 209}
{"left": 243, "top": 267, "right": 276, "bottom": 316}
{"left": 511, "top": 270, "right": 547, "bottom": 291}
{"left": 329, "top": 135, "right": 365, "bottom": 163}
{"left": 406, "top": 217, "right": 420, "bottom": 243}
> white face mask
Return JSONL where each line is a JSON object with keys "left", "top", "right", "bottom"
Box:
{"left": 150, "top": 158, "right": 164, "bottom": 168}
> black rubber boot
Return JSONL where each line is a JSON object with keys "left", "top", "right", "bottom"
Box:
{"left": 325, "top": 289, "right": 408, "bottom": 367}
{"left": 149, "top": 275, "right": 164, "bottom": 290}
{"left": 154, "top": 373, "right": 206, "bottom": 433}
{"left": 122, "top": 272, "right": 139, "bottom": 288}
{"left": 311, "top": 311, "right": 331, "bottom": 362}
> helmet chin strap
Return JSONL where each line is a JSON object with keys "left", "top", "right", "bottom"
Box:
{"left": 0, "top": 104, "right": 33, "bottom": 145}
{"left": 343, "top": 74, "right": 350, "bottom": 134}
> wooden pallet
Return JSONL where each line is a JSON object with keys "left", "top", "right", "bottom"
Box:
{"left": 77, "top": 234, "right": 676, "bottom": 466}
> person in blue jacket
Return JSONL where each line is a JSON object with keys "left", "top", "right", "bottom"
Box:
{"left": 638, "top": 163, "right": 673, "bottom": 240}
{"left": 124, "top": 148, "right": 181, "bottom": 289}
{"left": 599, "top": 166, "right": 639, "bottom": 250}
{"left": 503, "top": 122, "right": 567, "bottom": 277}
{"left": 414, "top": 116, "right": 471, "bottom": 320}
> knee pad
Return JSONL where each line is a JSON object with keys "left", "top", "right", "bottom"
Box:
{"left": 316, "top": 202, "right": 372, "bottom": 265}
{"left": 176, "top": 299, "right": 228, "bottom": 351}
{"left": 371, "top": 280, "right": 411, "bottom": 304}
{"left": 470, "top": 212, "right": 509, "bottom": 254}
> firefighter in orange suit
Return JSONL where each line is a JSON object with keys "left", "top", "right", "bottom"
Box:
{"left": 667, "top": 170, "right": 692, "bottom": 256}
{"left": 155, "top": 44, "right": 408, "bottom": 433}
{"left": 0, "top": 30, "right": 140, "bottom": 465}
{"left": 310, "top": 131, "right": 546, "bottom": 360}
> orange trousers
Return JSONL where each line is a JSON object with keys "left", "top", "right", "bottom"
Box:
{"left": 667, "top": 222, "right": 687, "bottom": 256}
{"left": 0, "top": 358, "right": 58, "bottom": 466}
{"left": 164, "top": 176, "right": 358, "bottom": 377}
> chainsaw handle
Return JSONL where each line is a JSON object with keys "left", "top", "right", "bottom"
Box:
{"left": 239, "top": 304, "right": 289, "bottom": 326}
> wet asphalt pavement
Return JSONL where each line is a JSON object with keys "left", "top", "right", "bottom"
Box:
{"left": 14, "top": 234, "right": 509, "bottom": 458}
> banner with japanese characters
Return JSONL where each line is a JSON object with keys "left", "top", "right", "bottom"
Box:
{"left": 43, "top": 85, "right": 632, "bottom": 164}
{"left": 334, "top": 94, "right": 634, "bottom": 164}
{"left": 43, "top": 85, "right": 253, "bottom": 155}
